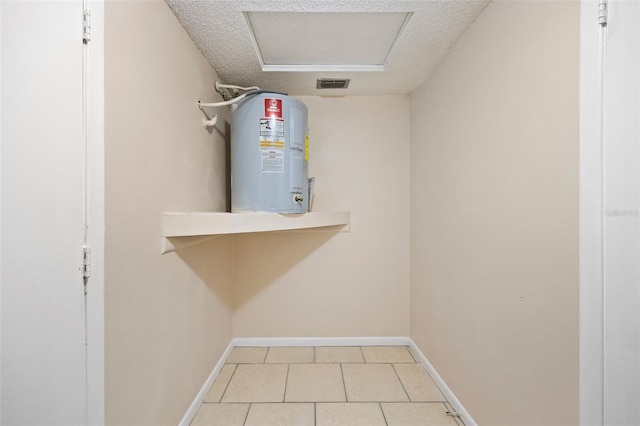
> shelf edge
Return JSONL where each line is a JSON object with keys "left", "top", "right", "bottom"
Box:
{"left": 160, "top": 212, "right": 350, "bottom": 253}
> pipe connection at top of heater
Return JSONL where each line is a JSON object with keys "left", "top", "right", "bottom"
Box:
{"left": 198, "top": 82, "right": 262, "bottom": 128}
{"left": 199, "top": 82, "right": 288, "bottom": 129}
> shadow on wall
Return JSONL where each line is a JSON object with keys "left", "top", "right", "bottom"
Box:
{"left": 170, "top": 228, "right": 343, "bottom": 311}
{"left": 231, "top": 229, "right": 343, "bottom": 310}
{"left": 203, "top": 119, "right": 231, "bottom": 213}
{"left": 172, "top": 236, "right": 234, "bottom": 309}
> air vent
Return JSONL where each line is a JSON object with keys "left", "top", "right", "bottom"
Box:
{"left": 317, "top": 79, "right": 351, "bottom": 89}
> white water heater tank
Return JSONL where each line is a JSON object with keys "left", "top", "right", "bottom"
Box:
{"left": 231, "top": 93, "right": 309, "bottom": 213}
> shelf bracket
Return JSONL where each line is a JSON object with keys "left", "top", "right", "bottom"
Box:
{"left": 161, "top": 235, "right": 222, "bottom": 254}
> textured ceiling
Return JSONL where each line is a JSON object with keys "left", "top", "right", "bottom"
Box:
{"left": 165, "top": 0, "right": 491, "bottom": 96}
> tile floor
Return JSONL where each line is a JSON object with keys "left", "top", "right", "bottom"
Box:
{"left": 190, "top": 346, "right": 464, "bottom": 426}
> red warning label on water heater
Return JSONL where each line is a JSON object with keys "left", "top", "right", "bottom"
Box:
{"left": 264, "top": 98, "right": 282, "bottom": 118}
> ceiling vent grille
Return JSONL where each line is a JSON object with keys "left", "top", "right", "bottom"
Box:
{"left": 317, "top": 79, "right": 351, "bottom": 89}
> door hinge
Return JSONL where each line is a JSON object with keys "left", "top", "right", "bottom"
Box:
{"left": 81, "top": 245, "right": 91, "bottom": 279}
{"left": 598, "top": 0, "right": 608, "bottom": 27}
{"left": 83, "top": 10, "right": 91, "bottom": 44}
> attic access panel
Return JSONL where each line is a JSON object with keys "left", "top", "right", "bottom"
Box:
{"left": 244, "top": 11, "right": 412, "bottom": 72}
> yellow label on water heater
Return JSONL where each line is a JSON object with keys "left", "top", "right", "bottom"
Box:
{"left": 305, "top": 134, "right": 309, "bottom": 161}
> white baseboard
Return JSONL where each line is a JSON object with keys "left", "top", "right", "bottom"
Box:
{"left": 233, "top": 336, "right": 411, "bottom": 347}
{"left": 178, "top": 340, "right": 235, "bottom": 426}
{"left": 408, "top": 339, "right": 476, "bottom": 426}
{"left": 181, "top": 337, "right": 475, "bottom": 426}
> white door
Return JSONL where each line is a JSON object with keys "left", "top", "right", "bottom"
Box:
{"left": 603, "top": 0, "right": 640, "bottom": 424}
{"left": 1, "top": 1, "right": 87, "bottom": 424}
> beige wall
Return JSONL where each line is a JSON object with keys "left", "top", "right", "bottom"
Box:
{"left": 232, "top": 95, "right": 411, "bottom": 338}
{"left": 409, "top": 1, "right": 579, "bottom": 424}
{"left": 105, "top": 1, "right": 232, "bottom": 424}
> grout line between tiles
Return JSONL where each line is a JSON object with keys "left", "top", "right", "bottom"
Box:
{"left": 242, "top": 403, "right": 250, "bottom": 426}
{"left": 283, "top": 362, "right": 290, "bottom": 403}
{"left": 391, "top": 363, "right": 412, "bottom": 402}
{"left": 407, "top": 345, "right": 420, "bottom": 364}
{"left": 401, "top": 345, "right": 416, "bottom": 363}
{"left": 263, "top": 347, "right": 270, "bottom": 363}
{"left": 359, "top": 346, "right": 366, "bottom": 363}
{"left": 379, "top": 402, "right": 389, "bottom": 426}
{"left": 246, "top": 402, "right": 314, "bottom": 405}
{"left": 219, "top": 364, "right": 238, "bottom": 403}
{"left": 339, "top": 363, "right": 348, "bottom": 402}
{"left": 314, "top": 402, "right": 316, "bottom": 426}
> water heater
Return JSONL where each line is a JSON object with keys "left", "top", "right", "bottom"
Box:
{"left": 231, "top": 93, "right": 309, "bottom": 213}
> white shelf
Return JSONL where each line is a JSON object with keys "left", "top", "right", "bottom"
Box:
{"left": 161, "top": 211, "right": 350, "bottom": 254}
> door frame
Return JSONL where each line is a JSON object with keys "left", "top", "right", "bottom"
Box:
{"left": 579, "top": 0, "right": 640, "bottom": 423}
{"left": 86, "top": 0, "right": 105, "bottom": 424}
{"left": 579, "top": 0, "right": 605, "bottom": 423}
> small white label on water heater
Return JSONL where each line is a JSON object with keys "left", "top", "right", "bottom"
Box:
{"left": 259, "top": 117, "right": 285, "bottom": 173}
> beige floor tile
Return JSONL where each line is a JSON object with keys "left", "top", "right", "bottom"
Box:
{"left": 342, "top": 364, "right": 409, "bottom": 402}
{"left": 265, "top": 346, "right": 314, "bottom": 363}
{"left": 204, "top": 364, "right": 237, "bottom": 402}
{"left": 393, "top": 363, "right": 445, "bottom": 402}
{"left": 226, "top": 347, "right": 267, "bottom": 364}
{"left": 221, "top": 364, "right": 288, "bottom": 403}
{"left": 315, "top": 346, "right": 364, "bottom": 363}
{"left": 244, "top": 403, "right": 314, "bottom": 426}
{"left": 361, "top": 346, "right": 416, "bottom": 363}
{"left": 381, "top": 403, "right": 458, "bottom": 426}
{"left": 316, "top": 403, "right": 386, "bottom": 426}
{"left": 285, "top": 364, "right": 346, "bottom": 402}
{"left": 190, "top": 403, "right": 248, "bottom": 426}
